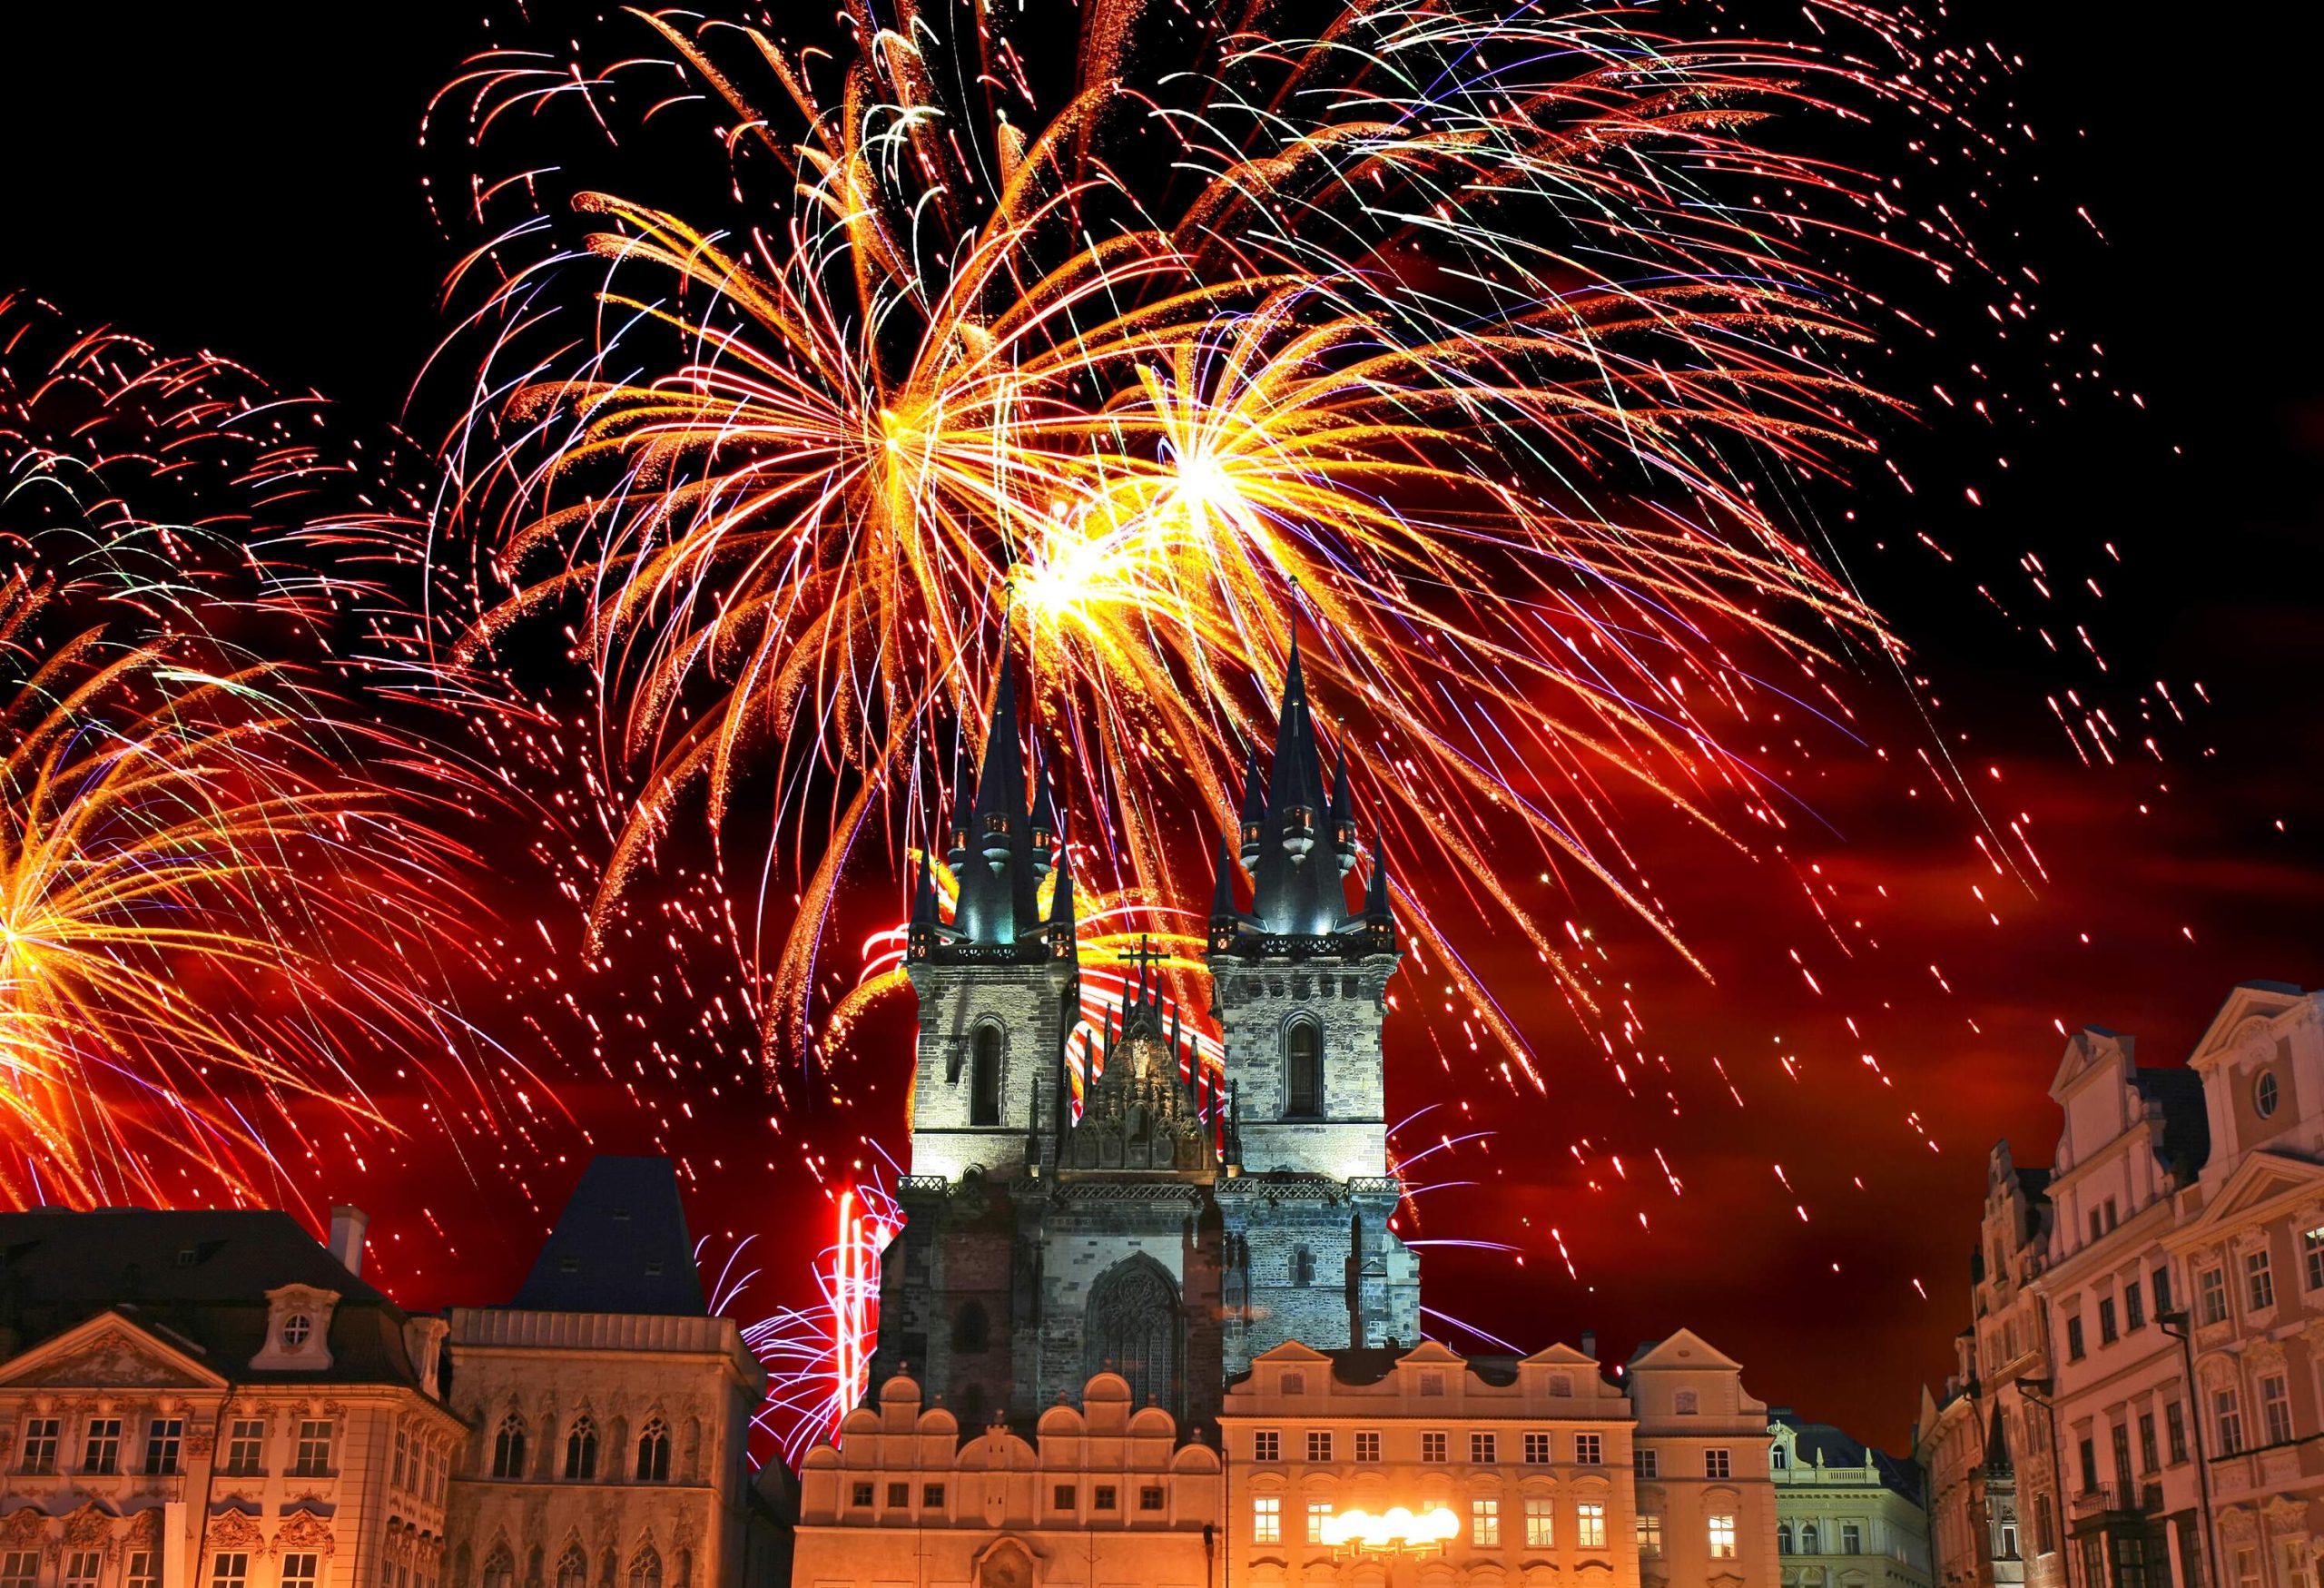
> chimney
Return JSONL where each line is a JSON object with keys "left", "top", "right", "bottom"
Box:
{"left": 328, "top": 1206, "right": 369, "bottom": 1277}
{"left": 1581, "top": 1329, "right": 1598, "bottom": 1364}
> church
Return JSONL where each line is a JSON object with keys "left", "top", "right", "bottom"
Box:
{"left": 866, "top": 633, "right": 1421, "bottom": 1435}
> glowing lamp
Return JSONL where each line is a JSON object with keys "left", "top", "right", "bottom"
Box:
{"left": 1321, "top": 1505, "right": 1461, "bottom": 1553}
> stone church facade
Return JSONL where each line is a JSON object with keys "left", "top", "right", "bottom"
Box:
{"left": 869, "top": 637, "right": 1421, "bottom": 1435}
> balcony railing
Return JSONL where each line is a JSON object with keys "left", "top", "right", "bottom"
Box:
{"left": 2069, "top": 1482, "right": 2162, "bottom": 1520}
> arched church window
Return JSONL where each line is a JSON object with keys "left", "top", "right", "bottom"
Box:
{"left": 491, "top": 1413, "right": 527, "bottom": 1478}
{"left": 556, "top": 1550, "right": 588, "bottom": 1588}
{"left": 1292, "top": 1248, "right": 1315, "bottom": 1287}
{"left": 953, "top": 1301, "right": 990, "bottom": 1353}
{"left": 1083, "top": 1257, "right": 1182, "bottom": 1416}
{"left": 563, "top": 1415, "right": 597, "bottom": 1481}
{"left": 627, "top": 1548, "right": 662, "bottom": 1588}
{"left": 970, "top": 1025, "right": 1003, "bottom": 1127}
{"left": 1285, "top": 1021, "right": 1323, "bottom": 1118}
{"left": 482, "top": 1549, "right": 515, "bottom": 1588}
{"left": 634, "top": 1417, "right": 671, "bottom": 1482}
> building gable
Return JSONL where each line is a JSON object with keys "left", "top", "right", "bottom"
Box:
{"left": 2188, "top": 982, "right": 2309, "bottom": 1073}
{"left": 0, "top": 1309, "right": 228, "bottom": 1391}
{"left": 2175, "top": 1149, "right": 2324, "bottom": 1238}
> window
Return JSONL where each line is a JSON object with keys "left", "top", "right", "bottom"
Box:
{"left": 970, "top": 1025, "right": 1002, "bottom": 1127}
{"left": 20, "top": 1418, "right": 59, "bottom": 1474}
{"left": 2308, "top": 1230, "right": 2324, "bottom": 1293}
{"left": 1577, "top": 1504, "right": 1606, "bottom": 1551}
{"left": 2089, "top": 1209, "right": 2104, "bottom": 1243}
{"left": 1523, "top": 1498, "right": 1554, "bottom": 1549}
{"left": 142, "top": 1417, "right": 184, "bottom": 1475}
{"left": 2125, "top": 1281, "right": 2146, "bottom": 1331}
{"left": 851, "top": 1483, "right": 874, "bottom": 1507}
{"left": 212, "top": 1554, "right": 250, "bottom": 1588}
{"left": 82, "top": 1417, "right": 122, "bottom": 1474}
{"left": 2066, "top": 1316, "right": 2086, "bottom": 1361}
{"left": 1054, "top": 1484, "right": 1077, "bottom": 1511}
{"left": 1282, "top": 1373, "right": 1307, "bottom": 1396}
{"left": 1674, "top": 1390, "right": 1699, "bottom": 1415}
{"left": 1094, "top": 1485, "right": 1118, "bottom": 1512}
{"left": 2153, "top": 1266, "right": 2172, "bottom": 1315}
{"left": 2002, "top": 1522, "right": 2020, "bottom": 1559}
{"left": 1471, "top": 1432, "right": 1497, "bottom": 1464}
{"left": 2256, "top": 1071, "right": 2281, "bottom": 1118}
{"left": 1306, "top": 1501, "right": 1333, "bottom": 1544}
{"left": 2240, "top": 1549, "right": 2262, "bottom": 1588}
{"left": 1354, "top": 1431, "right": 1381, "bottom": 1463}
{"left": 1550, "top": 1372, "right": 1573, "bottom": 1397}
{"left": 2249, "top": 1250, "right": 2278, "bottom": 1311}
{"left": 281, "top": 1314, "right": 312, "bottom": 1348}
{"left": 2139, "top": 1411, "right": 2159, "bottom": 1472}
{"left": 64, "top": 1553, "right": 100, "bottom": 1588}
{"left": 2112, "top": 1424, "right": 2134, "bottom": 1488}
{"left": 1803, "top": 1525, "right": 1821, "bottom": 1554}
{"left": 2216, "top": 1388, "right": 2245, "bottom": 1456}
{"left": 1636, "top": 1515, "right": 1663, "bottom": 1556}
{"left": 1709, "top": 1515, "right": 1738, "bottom": 1560}
{"left": 2165, "top": 1402, "right": 2189, "bottom": 1464}
{"left": 1307, "top": 1431, "right": 1333, "bottom": 1463}
{"left": 1141, "top": 1485, "right": 1165, "bottom": 1512}
{"left": 886, "top": 1483, "right": 909, "bottom": 1508}
{"left": 1255, "top": 1430, "right": 1280, "bottom": 1462}
{"left": 290, "top": 1420, "right": 333, "bottom": 1477}
{"left": 1575, "top": 1433, "right": 1602, "bottom": 1465}
{"left": 2262, "top": 1375, "right": 2293, "bottom": 1446}
{"left": 1523, "top": 1432, "right": 1552, "bottom": 1465}
{"left": 2098, "top": 1298, "right": 2119, "bottom": 1345}
{"left": 1472, "top": 1499, "right": 1501, "bottom": 1546}
{"left": 2078, "top": 1437, "right": 2098, "bottom": 1494}
{"left": 482, "top": 1551, "right": 517, "bottom": 1588}
{"left": 1293, "top": 1248, "right": 1315, "bottom": 1288}
{"left": 1705, "top": 1447, "right": 1731, "bottom": 1479}
{"left": 562, "top": 1416, "right": 596, "bottom": 1481}
{"left": 2200, "top": 1267, "right": 2230, "bottom": 1325}
{"left": 627, "top": 1548, "right": 661, "bottom": 1588}
{"left": 2, "top": 1555, "right": 38, "bottom": 1588}
{"left": 635, "top": 1417, "right": 671, "bottom": 1482}
{"left": 1419, "top": 1371, "right": 1445, "bottom": 1397}
{"left": 1286, "top": 1021, "right": 1323, "bottom": 1117}
{"left": 1777, "top": 1525, "right": 1795, "bottom": 1554}
{"left": 1771, "top": 1442, "right": 1788, "bottom": 1471}
{"left": 1637, "top": 1449, "right": 1659, "bottom": 1479}
{"left": 490, "top": 1414, "right": 526, "bottom": 1479}
{"left": 556, "top": 1550, "right": 589, "bottom": 1588}
{"left": 1422, "top": 1432, "right": 1448, "bottom": 1463}
{"left": 1253, "top": 1496, "right": 1282, "bottom": 1544}
{"left": 1842, "top": 1523, "right": 1863, "bottom": 1555}
{"left": 2035, "top": 1501, "right": 2055, "bottom": 1555}
{"left": 124, "top": 1553, "right": 159, "bottom": 1588}
{"left": 280, "top": 1555, "right": 319, "bottom": 1588}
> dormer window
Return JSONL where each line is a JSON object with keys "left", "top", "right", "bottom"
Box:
{"left": 252, "top": 1284, "right": 340, "bottom": 1371}
{"left": 281, "top": 1315, "right": 312, "bottom": 1349}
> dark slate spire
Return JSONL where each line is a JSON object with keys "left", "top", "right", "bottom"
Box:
{"left": 1029, "top": 750, "right": 1059, "bottom": 878}
{"left": 1236, "top": 738, "right": 1266, "bottom": 870}
{"left": 935, "top": 650, "right": 1048, "bottom": 956}
{"left": 1329, "top": 745, "right": 1356, "bottom": 875}
{"left": 1243, "top": 626, "right": 1355, "bottom": 938}
{"left": 1362, "top": 832, "right": 1396, "bottom": 952}
{"left": 907, "top": 842, "right": 940, "bottom": 960}
{"left": 1208, "top": 831, "right": 1241, "bottom": 928}
{"left": 510, "top": 1156, "right": 704, "bottom": 1315}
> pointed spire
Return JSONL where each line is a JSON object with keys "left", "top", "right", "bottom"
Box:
{"left": 1049, "top": 839, "right": 1078, "bottom": 932}
{"left": 911, "top": 843, "right": 937, "bottom": 923}
{"left": 970, "top": 655, "right": 1027, "bottom": 830}
{"left": 1029, "top": 747, "right": 1059, "bottom": 856}
{"left": 1236, "top": 737, "right": 1266, "bottom": 869}
{"left": 1329, "top": 744, "right": 1357, "bottom": 876}
{"left": 1210, "top": 831, "right": 1239, "bottom": 918}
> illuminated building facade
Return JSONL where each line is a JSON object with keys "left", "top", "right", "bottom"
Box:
{"left": 0, "top": 1206, "right": 458, "bottom": 1588}
{"left": 872, "top": 640, "right": 1417, "bottom": 1434}
{"left": 1768, "top": 1413, "right": 1931, "bottom": 1588}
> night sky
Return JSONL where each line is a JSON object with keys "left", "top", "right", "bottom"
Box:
{"left": 5, "top": 2, "right": 2321, "bottom": 1454}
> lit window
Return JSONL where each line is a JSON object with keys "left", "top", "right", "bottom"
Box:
{"left": 2200, "top": 1267, "right": 2230, "bottom": 1325}
{"left": 212, "top": 1553, "right": 251, "bottom": 1588}
{"left": 1637, "top": 1449, "right": 1658, "bottom": 1479}
{"left": 81, "top": 1418, "right": 122, "bottom": 1475}
{"left": 1709, "top": 1515, "right": 1738, "bottom": 1559}
{"left": 1308, "top": 1431, "right": 1333, "bottom": 1463}
{"left": 144, "top": 1419, "right": 183, "bottom": 1476}
{"left": 1705, "top": 1447, "right": 1731, "bottom": 1479}
{"left": 1354, "top": 1432, "right": 1381, "bottom": 1463}
{"left": 1523, "top": 1499, "right": 1553, "bottom": 1548}
{"left": 19, "top": 1419, "right": 59, "bottom": 1475}
{"left": 292, "top": 1420, "right": 334, "bottom": 1477}
{"left": 1255, "top": 1431, "right": 1280, "bottom": 1463}
{"left": 64, "top": 1552, "right": 100, "bottom": 1588}
{"left": 1471, "top": 1433, "right": 1497, "bottom": 1464}
{"left": 1523, "top": 1433, "right": 1552, "bottom": 1465}
{"left": 2248, "top": 1250, "right": 2277, "bottom": 1311}
{"left": 1472, "top": 1499, "right": 1500, "bottom": 1546}
{"left": 1422, "top": 1432, "right": 1448, "bottom": 1463}
{"left": 1636, "top": 1515, "right": 1663, "bottom": 1556}
{"left": 1575, "top": 1433, "right": 1602, "bottom": 1465}
{"left": 1306, "top": 1502, "right": 1334, "bottom": 1544}
{"left": 2262, "top": 1376, "right": 2293, "bottom": 1446}
{"left": 281, "top": 1555, "right": 319, "bottom": 1588}
{"left": 1253, "top": 1496, "right": 1282, "bottom": 1544}
{"left": 1577, "top": 1504, "right": 1606, "bottom": 1551}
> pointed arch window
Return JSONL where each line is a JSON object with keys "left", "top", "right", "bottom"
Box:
{"left": 970, "top": 1025, "right": 1003, "bottom": 1127}
{"left": 635, "top": 1417, "right": 671, "bottom": 1482}
{"left": 491, "top": 1414, "right": 527, "bottom": 1479}
{"left": 556, "top": 1550, "right": 588, "bottom": 1588}
{"left": 563, "top": 1415, "right": 598, "bottom": 1481}
{"left": 627, "top": 1549, "right": 662, "bottom": 1588}
{"left": 482, "top": 1549, "right": 516, "bottom": 1588}
{"left": 1285, "top": 1021, "right": 1323, "bottom": 1118}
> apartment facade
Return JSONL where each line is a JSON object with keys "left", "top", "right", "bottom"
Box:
{"left": 1770, "top": 1413, "right": 1932, "bottom": 1588}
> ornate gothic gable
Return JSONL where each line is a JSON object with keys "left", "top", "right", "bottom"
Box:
{"left": 1061, "top": 962, "right": 1216, "bottom": 1174}
{"left": 0, "top": 1313, "right": 224, "bottom": 1392}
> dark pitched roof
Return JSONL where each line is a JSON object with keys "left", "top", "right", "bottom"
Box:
{"left": 1774, "top": 1412, "right": 1923, "bottom": 1503}
{"left": 0, "top": 1208, "right": 423, "bottom": 1386}
{"left": 508, "top": 1157, "right": 705, "bottom": 1316}
{"left": 2131, "top": 1066, "right": 2211, "bottom": 1178}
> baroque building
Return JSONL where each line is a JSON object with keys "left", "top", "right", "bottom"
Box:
{"left": 1768, "top": 1413, "right": 1931, "bottom": 1588}
{"left": 439, "top": 1158, "right": 782, "bottom": 1588}
{"left": 0, "top": 1205, "right": 458, "bottom": 1588}
{"left": 872, "top": 638, "right": 1418, "bottom": 1434}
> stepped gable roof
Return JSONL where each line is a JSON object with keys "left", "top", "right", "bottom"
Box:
{"left": 0, "top": 1207, "right": 424, "bottom": 1386}
{"left": 508, "top": 1155, "right": 705, "bottom": 1316}
{"left": 1772, "top": 1410, "right": 1923, "bottom": 1503}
